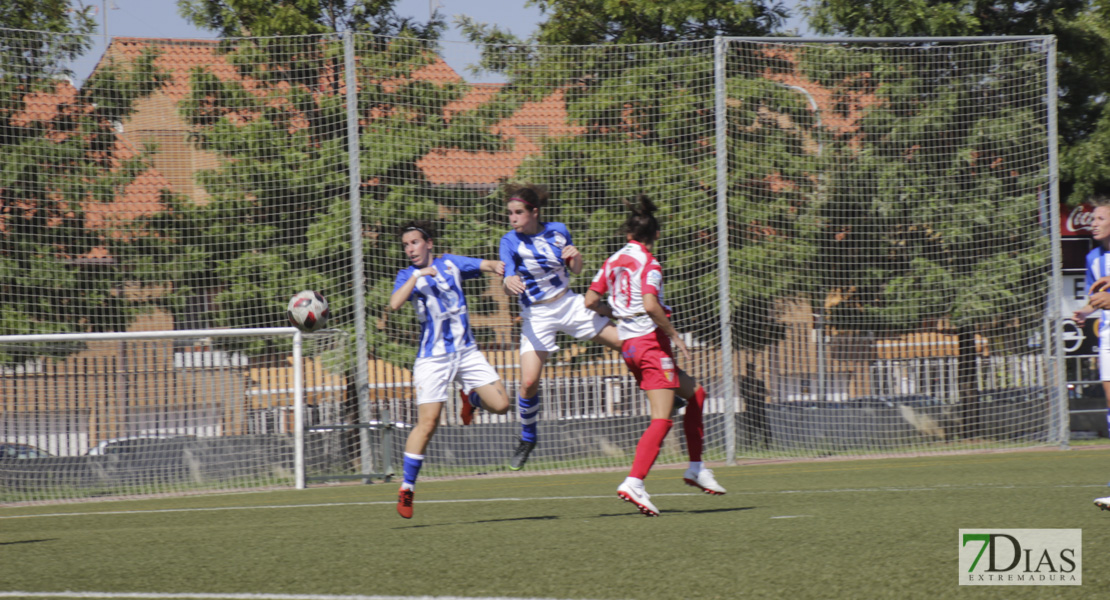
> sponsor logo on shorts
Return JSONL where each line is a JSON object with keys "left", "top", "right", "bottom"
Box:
{"left": 660, "top": 357, "right": 674, "bottom": 382}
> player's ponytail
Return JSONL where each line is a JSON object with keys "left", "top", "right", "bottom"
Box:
{"left": 620, "top": 194, "right": 660, "bottom": 244}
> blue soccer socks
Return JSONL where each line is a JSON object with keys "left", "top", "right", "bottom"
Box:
{"left": 402, "top": 452, "right": 424, "bottom": 489}
{"left": 518, "top": 394, "right": 541, "bottom": 443}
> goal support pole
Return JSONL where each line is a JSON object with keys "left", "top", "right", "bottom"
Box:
{"left": 714, "top": 37, "right": 738, "bottom": 465}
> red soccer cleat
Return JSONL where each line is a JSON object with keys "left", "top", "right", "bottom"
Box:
{"left": 460, "top": 390, "right": 476, "bottom": 425}
{"left": 397, "top": 487, "right": 414, "bottom": 519}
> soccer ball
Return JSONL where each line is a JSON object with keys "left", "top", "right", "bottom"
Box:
{"left": 286, "top": 290, "right": 329, "bottom": 332}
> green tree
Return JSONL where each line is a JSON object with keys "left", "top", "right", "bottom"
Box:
{"left": 1060, "top": 0, "right": 1110, "bottom": 198}
{"left": 160, "top": 1, "right": 509, "bottom": 368}
{"left": 804, "top": 0, "right": 1110, "bottom": 199}
{"left": 526, "top": 0, "right": 788, "bottom": 44}
{"left": 774, "top": 18, "right": 1053, "bottom": 432}
{"left": 460, "top": 1, "right": 793, "bottom": 353}
{"left": 0, "top": 1, "right": 167, "bottom": 361}
{"left": 178, "top": 0, "right": 443, "bottom": 38}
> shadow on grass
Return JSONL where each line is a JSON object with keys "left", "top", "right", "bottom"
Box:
{"left": 596, "top": 506, "right": 755, "bottom": 518}
{"left": 668, "top": 506, "right": 757, "bottom": 515}
{"left": 395, "top": 515, "right": 560, "bottom": 529}
{"left": 0, "top": 539, "right": 58, "bottom": 546}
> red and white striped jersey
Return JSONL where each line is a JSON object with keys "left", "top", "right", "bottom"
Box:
{"left": 589, "top": 240, "right": 668, "bottom": 340}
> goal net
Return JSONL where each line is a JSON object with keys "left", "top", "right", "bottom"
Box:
{"left": 0, "top": 27, "right": 1062, "bottom": 501}
{"left": 0, "top": 328, "right": 346, "bottom": 503}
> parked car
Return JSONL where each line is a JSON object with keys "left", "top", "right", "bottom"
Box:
{"left": 0, "top": 442, "right": 52, "bottom": 459}
{"left": 86, "top": 435, "right": 195, "bottom": 456}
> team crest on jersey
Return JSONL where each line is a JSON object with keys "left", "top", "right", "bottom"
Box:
{"left": 660, "top": 357, "right": 674, "bottom": 381}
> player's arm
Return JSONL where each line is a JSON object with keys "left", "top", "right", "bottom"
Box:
{"left": 1077, "top": 269, "right": 1100, "bottom": 323}
{"left": 1090, "top": 275, "right": 1110, "bottom": 295}
{"left": 480, "top": 260, "right": 505, "bottom": 276}
{"left": 1086, "top": 274, "right": 1110, "bottom": 311}
{"left": 1074, "top": 303, "right": 1095, "bottom": 324}
{"left": 1090, "top": 293, "right": 1110, "bottom": 311}
{"left": 583, "top": 288, "right": 613, "bottom": 318}
{"left": 644, "top": 292, "right": 691, "bottom": 364}
{"left": 500, "top": 236, "right": 525, "bottom": 296}
{"left": 388, "top": 267, "right": 435, "bottom": 311}
{"left": 562, "top": 244, "right": 584, "bottom": 275}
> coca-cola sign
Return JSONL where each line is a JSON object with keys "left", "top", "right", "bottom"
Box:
{"left": 1062, "top": 203, "right": 1095, "bottom": 237}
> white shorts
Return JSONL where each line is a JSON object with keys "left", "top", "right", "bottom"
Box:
{"left": 412, "top": 345, "right": 500, "bottom": 405}
{"left": 520, "top": 291, "right": 611, "bottom": 354}
{"left": 1100, "top": 328, "right": 1110, "bottom": 381}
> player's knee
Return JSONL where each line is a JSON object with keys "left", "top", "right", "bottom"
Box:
{"left": 416, "top": 416, "right": 439, "bottom": 436}
{"left": 519, "top": 379, "right": 540, "bottom": 398}
{"left": 485, "top": 401, "right": 510, "bottom": 415}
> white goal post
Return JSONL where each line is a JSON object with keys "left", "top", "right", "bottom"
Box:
{"left": 0, "top": 328, "right": 347, "bottom": 503}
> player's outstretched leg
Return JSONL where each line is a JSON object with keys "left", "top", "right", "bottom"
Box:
{"left": 617, "top": 418, "right": 672, "bottom": 516}
{"left": 677, "top": 384, "right": 725, "bottom": 495}
{"left": 1095, "top": 496, "right": 1110, "bottom": 511}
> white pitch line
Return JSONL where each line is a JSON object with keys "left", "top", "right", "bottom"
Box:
{"left": 0, "top": 593, "right": 594, "bottom": 600}
{"left": 1, "top": 482, "right": 1101, "bottom": 521}
{"left": 0, "top": 493, "right": 692, "bottom": 520}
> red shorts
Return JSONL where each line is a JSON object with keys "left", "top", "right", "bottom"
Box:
{"left": 621, "top": 329, "right": 679, "bottom": 391}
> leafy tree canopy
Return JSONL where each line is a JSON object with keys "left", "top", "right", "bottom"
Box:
{"left": 178, "top": 0, "right": 444, "bottom": 38}
{"left": 1, "top": 1, "right": 168, "bottom": 361}
{"left": 805, "top": 0, "right": 1110, "bottom": 200}
{"left": 459, "top": 0, "right": 788, "bottom": 50}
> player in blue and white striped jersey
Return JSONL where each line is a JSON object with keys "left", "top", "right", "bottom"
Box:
{"left": 1074, "top": 201, "right": 1110, "bottom": 437}
{"left": 388, "top": 220, "right": 511, "bottom": 518}
{"left": 499, "top": 184, "right": 623, "bottom": 470}
{"left": 1073, "top": 199, "right": 1110, "bottom": 513}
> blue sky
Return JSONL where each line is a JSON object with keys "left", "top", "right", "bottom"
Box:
{"left": 69, "top": 0, "right": 805, "bottom": 84}
{"left": 70, "top": 0, "right": 544, "bottom": 83}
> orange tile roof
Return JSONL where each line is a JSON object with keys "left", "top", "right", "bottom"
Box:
{"left": 97, "top": 37, "right": 578, "bottom": 188}
{"left": 757, "top": 46, "right": 881, "bottom": 151}
{"left": 1, "top": 76, "right": 169, "bottom": 257}
{"left": 419, "top": 87, "right": 583, "bottom": 185}
{"left": 9, "top": 80, "right": 81, "bottom": 127}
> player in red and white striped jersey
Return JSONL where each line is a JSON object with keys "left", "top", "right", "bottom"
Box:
{"left": 585, "top": 194, "right": 725, "bottom": 517}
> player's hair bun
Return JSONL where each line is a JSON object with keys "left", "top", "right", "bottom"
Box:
{"left": 625, "top": 193, "right": 657, "bottom": 216}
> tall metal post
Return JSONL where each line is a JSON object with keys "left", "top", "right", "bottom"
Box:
{"left": 343, "top": 32, "right": 377, "bottom": 477}
{"left": 714, "top": 37, "right": 737, "bottom": 464}
{"left": 293, "top": 330, "right": 305, "bottom": 489}
{"left": 1043, "top": 37, "right": 1067, "bottom": 448}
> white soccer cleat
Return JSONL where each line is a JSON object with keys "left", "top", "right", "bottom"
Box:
{"left": 1095, "top": 496, "right": 1110, "bottom": 511}
{"left": 617, "top": 479, "right": 660, "bottom": 517}
{"left": 683, "top": 467, "right": 726, "bottom": 495}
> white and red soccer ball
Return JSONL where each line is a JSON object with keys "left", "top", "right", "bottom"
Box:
{"left": 286, "top": 290, "right": 329, "bottom": 332}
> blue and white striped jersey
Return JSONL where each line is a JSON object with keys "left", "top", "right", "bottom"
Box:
{"left": 1086, "top": 245, "right": 1110, "bottom": 335}
{"left": 393, "top": 254, "right": 484, "bottom": 358}
{"left": 500, "top": 222, "right": 573, "bottom": 307}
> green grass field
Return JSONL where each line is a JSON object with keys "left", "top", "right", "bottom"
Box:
{"left": 3, "top": 447, "right": 1110, "bottom": 600}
